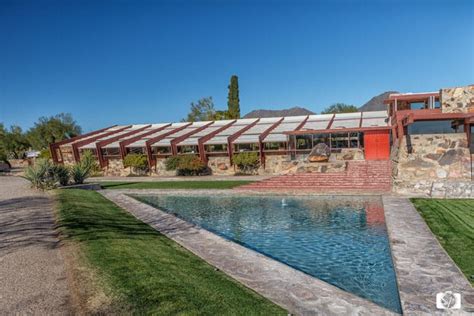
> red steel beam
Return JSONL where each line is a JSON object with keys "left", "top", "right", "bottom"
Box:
{"left": 145, "top": 123, "right": 192, "bottom": 170}
{"left": 119, "top": 123, "right": 172, "bottom": 159}
{"left": 170, "top": 122, "right": 214, "bottom": 155}
{"left": 49, "top": 125, "right": 116, "bottom": 163}
{"left": 197, "top": 120, "right": 236, "bottom": 162}
{"left": 258, "top": 118, "right": 285, "bottom": 167}
{"left": 95, "top": 125, "right": 151, "bottom": 168}
{"left": 227, "top": 119, "right": 260, "bottom": 165}
{"left": 294, "top": 115, "right": 310, "bottom": 131}
{"left": 71, "top": 125, "right": 132, "bottom": 162}
{"left": 326, "top": 114, "right": 336, "bottom": 129}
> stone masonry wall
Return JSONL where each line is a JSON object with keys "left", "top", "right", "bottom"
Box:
{"left": 393, "top": 133, "right": 472, "bottom": 197}
{"left": 151, "top": 158, "right": 177, "bottom": 177}
{"left": 441, "top": 85, "right": 474, "bottom": 113}
{"left": 208, "top": 156, "right": 234, "bottom": 175}
{"left": 103, "top": 158, "right": 131, "bottom": 176}
{"left": 60, "top": 146, "right": 75, "bottom": 166}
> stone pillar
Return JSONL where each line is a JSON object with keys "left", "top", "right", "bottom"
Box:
{"left": 440, "top": 85, "right": 474, "bottom": 113}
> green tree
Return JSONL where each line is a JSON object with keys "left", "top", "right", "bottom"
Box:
{"left": 227, "top": 75, "right": 240, "bottom": 119}
{"left": 185, "top": 97, "right": 217, "bottom": 122}
{"left": 27, "top": 113, "right": 82, "bottom": 150}
{"left": 321, "top": 103, "right": 358, "bottom": 114}
{"left": 1, "top": 125, "right": 30, "bottom": 159}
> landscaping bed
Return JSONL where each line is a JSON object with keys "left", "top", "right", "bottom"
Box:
{"left": 55, "top": 189, "right": 284, "bottom": 314}
{"left": 411, "top": 198, "right": 474, "bottom": 285}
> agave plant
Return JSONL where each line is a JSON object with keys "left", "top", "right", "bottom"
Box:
{"left": 22, "top": 158, "right": 56, "bottom": 190}
{"left": 71, "top": 150, "right": 95, "bottom": 184}
{"left": 52, "top": 164, "right": 70, "bottom": 186}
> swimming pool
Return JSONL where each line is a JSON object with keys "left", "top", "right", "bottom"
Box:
{"left": 133, "top": 194, "right": 402, "bottom": 313}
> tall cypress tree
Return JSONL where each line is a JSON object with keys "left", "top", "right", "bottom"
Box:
{"left": 227, "top": 75, "right": 240, "bottom": 119}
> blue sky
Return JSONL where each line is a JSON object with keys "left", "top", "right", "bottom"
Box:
{"left": 1, "top": 0, "right": 473, "bottom": 132}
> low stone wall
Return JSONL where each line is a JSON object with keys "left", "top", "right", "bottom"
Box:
{"left": 8, "top": 159, "right": 32, "bottom": 168}
{"left": 60, "top": 146, "right": 75, "bottom": 166}
{"left": 208, "top": 156, "right": 234, "bottom": 175}
{"left": 393, "top": 133, "right": 472, "bottom": 197}
{"left": 441, "top": 85, "right": 474, "bottom": 113}
{"left": 104, "top": 158, "right": 131, "bottom": 176}
{"left": 151, "top": 158, "right": 177, "bottom": 177}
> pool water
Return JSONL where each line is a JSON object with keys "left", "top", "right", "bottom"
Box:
{"left": 134, "top": 194, "right": 402, "bottom": 313}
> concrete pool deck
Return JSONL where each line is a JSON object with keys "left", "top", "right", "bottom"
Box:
{"left": 100, "top": 189, "right": 473, "bottom": 315}
{"left": 382, "top": 196, "right": 474, "bottom": 315}
{"left": 100, "top": 190, "right": 396, "bottom": 315}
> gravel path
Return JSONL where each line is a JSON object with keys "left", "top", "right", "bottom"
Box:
{"left": 0, "top": 176, "right": 71, "bottom": 314}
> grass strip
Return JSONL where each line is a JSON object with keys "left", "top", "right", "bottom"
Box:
{"left": 411, "top": 198, "right": 474, "bottom": 285}
{"left": 99, "top": 180, "right": 253, "bottom": 190}
{"left": 55, "top": 189, "right": 285, "bottom": 315}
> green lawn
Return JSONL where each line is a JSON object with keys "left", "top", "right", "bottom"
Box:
{"left": 411, "top": 198, "right": 474, "bottom": 284}
{"left": 55, "top": 189, "right": 285, "bottom": 315}
{"left": 99, "top": 180, "right": 253, "bottom": 190}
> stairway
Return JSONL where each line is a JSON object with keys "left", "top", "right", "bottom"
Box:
{"left": 237, "top": 160, "right": 392, "bottom": 192}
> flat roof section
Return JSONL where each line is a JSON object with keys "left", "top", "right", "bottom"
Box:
{"left": 204, "top": 119, "right": 258, "bottom": 145}
{"left": 103, "top": 124, "right": 170, "bottom": 148}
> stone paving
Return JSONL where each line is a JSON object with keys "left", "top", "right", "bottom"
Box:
{"left": 100, "top": 190, "right": 397, "bottom": 316}
{"left": 383, "top": 196, "right": 474, "bottom": 315}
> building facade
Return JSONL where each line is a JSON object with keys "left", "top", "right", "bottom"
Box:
{"left": 50, "top": 85, "right": 474, "bottom": 194}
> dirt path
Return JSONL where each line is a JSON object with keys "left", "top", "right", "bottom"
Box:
{"left": 0, "top": 176, "right": 71, "bottom": 314}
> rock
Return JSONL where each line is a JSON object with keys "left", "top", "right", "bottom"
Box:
{"left": 217, "top": 163, "right": 228, "bottom": 170}
{"left": 425, "top": 153, "right": 441, "bottom": 161}
{"left": 436, "top": 169, "right": 448, "bottom": 178}
{"left": 401, "top": 157, "right": 435, "bottom": 169}
{"left": 438, "top": 149, "right": 461, "bottom": 166}
{"left": 308, "top": 143, "right": 330, "bottom": 162}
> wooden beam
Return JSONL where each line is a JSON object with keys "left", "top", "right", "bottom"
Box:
{"left": 227, "top": 119, "right": 260, "bottom": 165}
{"left": 326, "top": 114, "right": 336, "bottom": 129}
{"left": 258, "top": 118, "right": 285, "bottom": 167}
{"left": 170, "top": 122, "right": 214, "bottom": 155}
{"left": 197, "top": 120, "right": 236, "bottom": 162}
{"left": 71, "top": 125, "right": 132, "bottom": 162}
{"left": 145, "top": 123, "right": 192, "bottom": 170}
{"left": 49, "top": 125, "right": 116, "bottom": 163}
{"left": 119, "top": 124, "right": 172, "bottom": 159}
{"left": 95, "top": 125, "right": 151, "bottom": 168}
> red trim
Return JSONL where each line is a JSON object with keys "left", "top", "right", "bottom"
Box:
{"left": 384, "top": 92, "right": 440, "bottom": 104}
{"left": 326, "top": 114, "right": 336, "bottom": 129}
{"left": 197, "top": 120, "right": 236, "bottom": 162}
{"left": 71, "top": 125, "right": 132, "bottom": 162}
{"left": 50, "top": 125, "right": 116, "bottom": 163}
{"left": 295, "top": 115, "right": 310, "bottom": 131}
{"left": 145, "top": 123, "right": 192, "bottom": 170}
{"left": 119, "top": 124, "right": 172, "bottom": 159}
{"left": 95, "top": 125, "right": 151, "bottom": 168}
{"left": 170, "top": 122, "right": 214, "bottom": 155}
{"left": 286, "top": 125, "right": 391, "bottom": 135}
{"left": 227, "top": 119, "right": 260, "bottom": 165}
{"left": 258, "top": 118, "right": 284, "bottom": 167}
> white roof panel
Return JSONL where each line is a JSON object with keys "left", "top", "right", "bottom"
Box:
{"left": 334, "top": 112, "right": 362, "bottom": 119}
{"left": 362, "top": 111, "right": 387, "bottom": 118}
{"left": 331, "top": 119, "right": 361, "bottom": 129}
{"left": 262, "top": 134, "right": 288, "bottom": 143}
{"left": 233, "top": 134, "right": 260, "bottom": 144}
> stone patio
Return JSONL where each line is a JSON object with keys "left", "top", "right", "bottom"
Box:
{"left": 383, "top": 196, "right": 474, "bottom": 315}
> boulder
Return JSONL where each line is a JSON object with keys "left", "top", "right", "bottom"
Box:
{"left": 308, "top": 143, "right": 330, "bottom": 162}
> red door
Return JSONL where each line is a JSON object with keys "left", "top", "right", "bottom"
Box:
{"left": 364, "top": 130, "right": 390, "bottom": 160}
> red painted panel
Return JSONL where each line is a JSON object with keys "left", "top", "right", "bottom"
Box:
{"left": 364, "top": 130, "right": 390, "bottom": 160}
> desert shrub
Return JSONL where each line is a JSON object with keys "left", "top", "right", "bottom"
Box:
{"left": 232, "top": 152, "right": 260, "bottom": 174}
{"left": 165, "top": 156, "right": 181, "bottom": 171}
{"left": 165, "top": 155, "right": 208, "bottom": 176}
{"left": 71, "top": 150, "right": 95, "bottom": 184}
{"left": 52, "top": 164, "right": 70, "bottom": 186}
{"left": 22, "top": 158, "right": 56, "bottom": 190}
{"left": 175, "top": 155, "right": 208, "bottom": 176}
{"left": 123, "top": 153, "right": 148, "bottom": 174}
{"left": 38, "top": 148, "right": 52, "bottom": 160}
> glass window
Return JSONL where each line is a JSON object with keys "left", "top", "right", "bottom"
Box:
{"left": 409, "top": 102, "right": 426, "bottom": 110}
{"left": 234, "top": 143, "right": 259, "bottom": 152}
{"left": 331, "top": 133, "right": 349, "bottom": 149}
{"left": 178, "top": 145, "right": 198, "bottom": 154}
{"left": 264, "top": 142, "right": 287, "bottom": 151}
{"left": 407, "top": 120, "right": 464, "bottom": 134}
{"left": 434, "top": 100, "right": 441, "bottom": 109}
{"left": 152, "top": 146, "right": 171, "bottom": 154}
{"left": 349, "top": 132, "right": 361, "bottom": 148}
{"left": 313, "top": 134, "right": 330, "bottom": 147}
{"left": 205, "top": 144, "right": 228, "bottom": 152}
{"left": 128, "top": 147, "right": 145, "bottom": 154}
{"left": 295, "top": 135, "right": 312, "bottom": 150}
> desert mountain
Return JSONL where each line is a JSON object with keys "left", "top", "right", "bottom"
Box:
{"left": 243, "top": 106, "right": 315, "bottom": 118}
{"left": 358, "top": 91, "right": 398, "bottom": 112}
